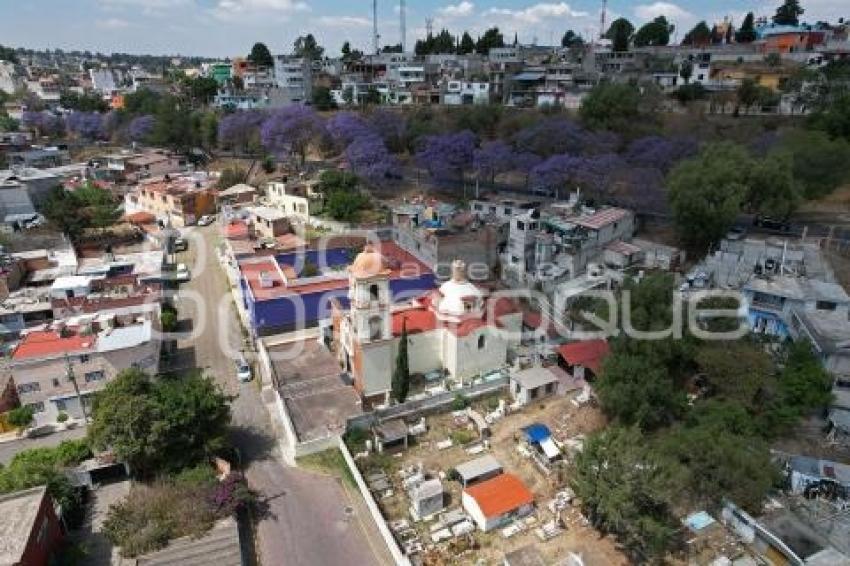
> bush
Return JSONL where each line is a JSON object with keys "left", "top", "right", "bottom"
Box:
{"left": 262, "top": 155, "right": 276, "bottom": 174}
{"left": 450, "top": 429, "right": 476, "bottom": 446}
{"left": 7, "top": 406, "right": 34, "bottom": 429}
{"left": 451, "top": 394, "right": 469, "bottom": 411}
{"left": 56, "top": 412, "right": 69, "bottom": 423}
{"left": 343, "top": 428, "right": 370, "bottom": 452}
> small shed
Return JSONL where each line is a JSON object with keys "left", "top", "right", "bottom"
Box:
{"left": 523, "top": 424, "right": 561, "bottom": 462}
{"left": 373, "top": 419, "right": 409, "bottom": 453}
{"left": 462, "top": 473, "right": 534, "bottom": 532}
{"left": 510, "top": 366, "right": 559, "bottom": 406}
{"left": 455, "top": 454, "right": 502, "bottom": 488}
{"left": 409, "top": 478, "right": 444, "bottom": 520}
{"left": 558, "top": 339, "right": 610, "bottom": 381}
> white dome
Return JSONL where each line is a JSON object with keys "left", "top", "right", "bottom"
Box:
{"left": 438, "top": 278, "right": 483, "bottom": 317}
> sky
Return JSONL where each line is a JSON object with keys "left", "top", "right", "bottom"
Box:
{"left": 0, "top": 0, "right": 847, "bottom": 58}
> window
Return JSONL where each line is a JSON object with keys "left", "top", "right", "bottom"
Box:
{"left": 17, "top": 382, "right": 40, "bottom": 394}
{"left": 79, "top": 354, "right": 90, "bottom": 363}
{"left": 369, "top": 316, "right": 383, "bottom": 341}
{"left": 52, "top": 378, "right": 60, "bottom": 388}
{"left": 516, "top": 221, "right": 525, "bottom": 230}
{"left": 369, "top": 284, "right": 380, "bottom": 301}
{"left": 816, "top": 301, "right": 837, "bottom": 311}
{"left": 478, "top": 335, "right": 486, "bottom": 349}
{"left": 84, "top": 370, "right": 106, "bottom": 383}
{"left": 27, "top": 401, "right": 45, "bottom": 413}
{"left": 54, "top": 399, "right": 66, "bottom": 411}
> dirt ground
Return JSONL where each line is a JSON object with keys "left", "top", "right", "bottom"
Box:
{"left": 359, "top": 393, "right": 626, "bottom": 566}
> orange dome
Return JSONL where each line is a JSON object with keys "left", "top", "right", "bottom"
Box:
{"left": 349, "top": 244, "right": 390, "bottom": 279}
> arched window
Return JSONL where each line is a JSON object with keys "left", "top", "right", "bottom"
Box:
{"left": 478, "top": 335, "right": 486, "bottom": 350}
{"left": 369, "top": 284, "right": 380, "bottom": 301}
{"left": 369, "top": 316, "right": 383, "bottom": 341}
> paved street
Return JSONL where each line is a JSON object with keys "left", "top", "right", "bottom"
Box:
{"left": 174, "top": 225, "right": 391, "bottom": 566}
{"left": 0, "top": 426, "right": 87, "bottom": 466}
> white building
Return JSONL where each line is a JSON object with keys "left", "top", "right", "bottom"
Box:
{"left": 273, "top": 55, "right": 312, "bottom": 104}
{"left": 442, "top": 81, "right": 490, "bottom": 105}
{"left": 461, "top": 473, "right": 534, "bottom": 532}
{"left": 333, "top": 251, "right": 522, "bottom": 404}
{"left": 266, "top": 180, "right": 322, "bottom": 223}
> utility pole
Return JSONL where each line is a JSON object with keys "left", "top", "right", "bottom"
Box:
{"left": 373, "top": 0, "right": 380, "bottom": 55}
{"left": 399, "top": 0, "right": 406, "bottom": 53}
{"left": 599, "top": 0, "right": 607, "bottom": 40}
{"left": 65, "top": 353, "right": 89, "bottom": 423}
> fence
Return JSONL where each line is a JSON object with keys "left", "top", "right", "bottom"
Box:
{"left": 337, "top": 438, "right": 411, "bottom": 566}
{"left": 348, "top": 377, "right": 508, "bottom": 430}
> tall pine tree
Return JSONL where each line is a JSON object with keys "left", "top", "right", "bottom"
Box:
{"left": 392, "top": 320, "right": 410, "bottom": 403}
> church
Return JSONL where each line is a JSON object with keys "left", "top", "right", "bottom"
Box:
{"left": 331, "top": 244, "right": 523, "bottom": 406}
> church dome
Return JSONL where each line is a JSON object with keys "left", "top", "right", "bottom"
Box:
{"left": 349, "top": 244, "right": 390, "bottom": 279}
{"left": 437, "top": 260, "right": 483, "bottom": 317}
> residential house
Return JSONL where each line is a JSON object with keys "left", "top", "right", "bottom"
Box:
{"left": 218, "top": 183, "right": 257, "bottom": 206}
{"left": 0, "top": 486, "right": 63, "bottom": 566}
{"left": 123, "top": 173, "right": 217, "bottom": 227}
{"left": 5, "top": 312, "right": 160, "bottom": 424}
{"left": 557, "top": 339, "right": 610, "bottom": 381}
{"left": 273, "top": 55, "right": 312, "bottom": 105}
{"left": 0, "top": 167, "right": 60, "bottom": 207}
{"left": 409, "top": 478, "right": 444, "bottom": 520}
{"left": 266, "top": 180, "right": 323, "bottom": 223}
{"left": 248, "top": 206, "right": 290, "bottom": 240}
{"left": 743, "top": 275, "right": 850, "bottom": 338}
{"left": 393, "top": 200, "right": 503, "bottom": 281}
{"left": 462, "top": 473, "right": 534, "bottom": 532}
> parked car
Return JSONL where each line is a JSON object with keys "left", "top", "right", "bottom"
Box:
{"left": 175, "top": 263, "right": 191, "bottom": 282}
{"left": 197, "top": 215, "right": 216, "bottom": 227}
{"left": 236, "top": 355, "right": 252, "bottom": 382}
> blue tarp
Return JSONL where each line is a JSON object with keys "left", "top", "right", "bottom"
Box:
{"left": 523, "top": 423, "right": 551, "bottom": 444}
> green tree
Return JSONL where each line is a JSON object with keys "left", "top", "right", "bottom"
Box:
{"left": 570, "top": 426, "right": 680, "bottom": 561}
{"left": 773, "top": 0, "right": 804, "bottom": 25}
{"left": 777, "top": 129, "right": 850, "bottom": 199}
{"left": 59, "top": 91, "right": 108, "bottom": 112}
{"left": 579, "top": 82, "right": 642, "bottom": 132}
{"left": 459, "top": 32, "right": 476, "bottom": 54}
{"left": 809, "top": 93, "right": 850, "bottom": 141}
{"left": 311, "top": 86, "right": 337, "bottom": 111}
{"left": 324, "top": 190, "right": 368, "bottom": 221}
{"left": 199, "top": 112, "right": 218, "bottom": 150}
{"left": 776, "top": 340, "right": 834, "bottom": 418}
{"left": 668, "top": 142, "right": 751, "bottom": 250}
{"left": 476, "top": 27, "right": 505, "bottom": 53}
{"left": 633, "top": 16, "right": 673, "bottom": 47}
{"left": 682, "top": 21, "right": 712, "bottom": 46}
{"left": 247, "top": 42, "right": 273, "bottom": 67}
{"left": 186, "top": 76, "right": 219, "bottom": 105}
{"left": 736, "top": 12, "right": 758, "bottom": 43}
{"left": 561, "top": 30, "right": 584, "bottom": 48}
{"left": 294, "top": 34, "right": 324, "bottom": 60}
{"left": 697, "top": 342, "right": 775, "bottom": 410}
{"left": 595, "top": 352, "right": 688, "bottom": 431}
{"left": 658, "top": 418, "right": 778, "bottom": 513}
{"left": 7, "top": 406, "right": 34, "bottom": 429}
{"left": 679, "top": 60, "right": 694, "bottom": 84}
{"left": 341, "top": 41, "right": 351, "bottom": 57}
{"left": 746, "top": 152, "right": 801, "bottom": 219}
{"left": 605, "top": 18, "right": 634, "bottom": 51}
{"left": 392, "top": 320, "right": 410, "bottom": 403}
{"left": 88, "top": 369, "right": 231, "bottom": 478}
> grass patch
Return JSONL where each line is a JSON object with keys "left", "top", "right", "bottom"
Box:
{"left": 297, "top": 448, "right": 355, "bottom": 488}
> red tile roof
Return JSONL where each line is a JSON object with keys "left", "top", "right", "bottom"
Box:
{"left": 392, "top": 307, "right": 437, "bottom": 335}
{"left": 224, "top": 220, "right": 250, "bottom": 240}
{"left": 123, "top": 211, "right": 156, "bottom": 225}
{"left": 557, "top": 339, "right": 610, "bottom": 374}
{"left": 463, "top": 473, "right": 534, "bottom": 519}
{"left": 12, "top": 330, "right": 96, "bottom": 361}
{"left": 573, "top": 208, "right": 628, "bottom": 231}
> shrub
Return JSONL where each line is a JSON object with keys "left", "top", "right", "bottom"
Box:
{"left": 450, "top": 429, "right": 476, "bottom": 446}
{"left": 451, "top": 394, "right": 469, "bottom": 411}
{"left": 7, "top": 406, "right": 34, "bottom": 429}
{"left": 56, "top": 412, "right": 69, "bottom": 423}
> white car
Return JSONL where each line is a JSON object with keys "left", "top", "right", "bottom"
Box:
{"left": 236, "top": 356, "right": 252, "bottom": 382}
{"left": 175, "top": 263, "right": 191, "bottom": 282}
{"left": 197, "top": 215, "right": 215, "bottom": 226}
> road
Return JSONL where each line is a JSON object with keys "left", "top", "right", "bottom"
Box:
{"left": 0, "top": 425, "right": 87, "bottom": 466}
{"left": 173, "top": 224, "right": 391, "bottom": 566}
